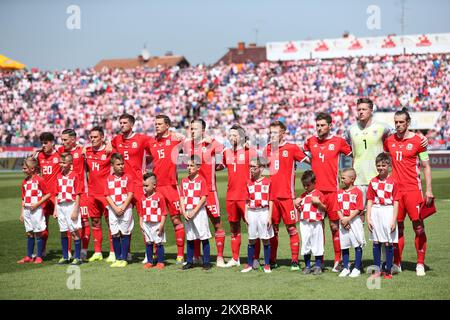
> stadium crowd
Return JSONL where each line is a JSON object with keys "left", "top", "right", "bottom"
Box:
{"left": 1, "top": 53, "right": 449, "bottom": 148}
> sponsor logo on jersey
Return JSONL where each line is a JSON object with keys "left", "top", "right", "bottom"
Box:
{"left": 328, "top": 144, "right": 335, "bottom": 151}
{"left": 132, "top": 142, "right": 138, "bottom": 149}
{"left": 407, "top": 143, "right": 413, "bottom": 150}
{"left": 282, "top": 150, "right": 288, "bottom": 157}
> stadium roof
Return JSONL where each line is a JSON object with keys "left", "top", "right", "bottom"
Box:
{"left": 215, "top": 42, "right": 266, "bottom": 65}
{"left": 94, "top": 55, "right": 190, "bottom": 71}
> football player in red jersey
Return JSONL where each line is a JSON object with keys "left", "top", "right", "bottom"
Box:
{"left": 34, "top": 132, "right": 61, "bottom": 257}
{"left": 111, "top": 113, "right": 154, "bottom": 261}
{"left": 148, "top": 115, "right": 186, "bottom": 264}
{"left": 263, "top": 121, "right": 309, "bottom": 270}
{"left": 383, "top": 108, "right": 433, "bottom": 276}
{"left": 85, "top": 127, "right": 116, "bottom": 262}
{"left": 58, "top": 129, "right": 90, "bottom": 260}
{"left": 303, "top": 112, "right": 352, "bottom": 272}
{"left": 217, "top": 124, "right": 259, "bottom": 268}
{"left": 181, "top": 119, "right": 226, "bottom": 267}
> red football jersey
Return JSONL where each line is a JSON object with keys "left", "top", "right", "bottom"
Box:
{"left": 337, "top": 187, "right": 364, "bottom": 217}
{"left": 37, "top": 150, "right": 61, "bottom": 194}
{"left": 383, "top": 134, "right": 426, "bottom": 191}
{"left": 182, "top": 139, "right": 223, "bottom": 192}
{"left": 111, "top": 133, "right": 154, "bottom": 188}
{"left": 57, "top": 145, "right": 87, "bottom": 193}
{"left": 298, "top": 189, "right": 325, "bottom": 222}
{"left": 367, "top": 175, "right": 399, "bottom": 206}
{"left": 247, "top": 177, "right": 271, "bottom": 209}
{"left": 222, "top": 147, "right": 257, "bottom": 201}
{"left": 263, "top": 142, "right": 307, "bottom": 199}
{"left": 303, "top": 135, "right": 352, "bottom": 192}
{"left": 22, "top": 175, "right": 49, "bottom": 206}
{"left": 85, "top": 145, "right": 114, "bottom": 196}
{"left": 139, "top": 192, "right": 167, "bottom": 222}
{"left": 149, "top": 134, "right": 182, "bottom": 187}
{"left": 180, "top": 175, "right": 208, "bottom": 211}
{"left": 55, "top": 171, "right": 82, "bottom": 203}
{"left": 104, "top": 174, "right": 135, "bottom": 205}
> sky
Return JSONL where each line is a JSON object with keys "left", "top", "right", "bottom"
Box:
{"left": 1, "top": 0, "right": 450, "bottom": 70}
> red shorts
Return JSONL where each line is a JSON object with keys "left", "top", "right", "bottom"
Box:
{"left": 321, "top": 191, "right": 339, "bottom": 221}
{"left": 42, "top": 197, "right": 55, "bottom": 217}
{"left": 397, "top": 190, "right": 424, "bottom": 222}
{"left": 158, "top": 185, "right": 181, "bottom": 216}
{"left": 205, "top": 191, "right": 221, "bottom": 219}
{"left": 272, "top": 198, "right": 297, "bottom": 225}
{"left": 226, "top": 200, "right": 246, "bottom": 223}
{"left": 88, "top": 195, "right": 109, "bottom": 219}
{"left": 79, "top": 194, "right": 90, "bottom": 222}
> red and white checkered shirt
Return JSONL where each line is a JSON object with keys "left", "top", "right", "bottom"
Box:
{"left": 22, "top": 175, "right": 49, "bottom": 206}
{"left": 247, "top": 177, "right": 271, "bottom": 209}
{"left": 180, "top": 175, "right": 208, "bottom": 211}
{"left": 105, "top": 174, "right": 134, "bottom": 205}
{"left": 367, "top": 175, "right": 399, "bottom": 206}
{"left": 298, "top": 189, "right": 325, "bottom": 222}
{"left": 140, "top": 192, "right": 167, "bottom": 223}
{"left": 337, "top": 187, "right": 364, "bottom": 217}
{"left": 55, "top": 171, "right": 81, "bottom": 203}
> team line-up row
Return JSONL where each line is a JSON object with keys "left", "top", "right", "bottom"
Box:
{"left": 18, "top": 101, "right": 434, "bottom": 278}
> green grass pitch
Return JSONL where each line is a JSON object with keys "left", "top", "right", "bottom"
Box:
{"left": 1, "top": 170, "right": 450, "bottom": 300}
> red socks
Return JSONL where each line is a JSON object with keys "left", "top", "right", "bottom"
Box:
{"left": 215, "top": 230, "right": 225, "bottom": 258}
{"left": 331, "top": 228, "right": 341, "bottom": 263}
{"left": 67, "top": 231, "right": 72, "bottom": 252}
{"left": 230, "top": 233, "right": 241, "bottom": 260}
{"left": 92, "top": 227, "right": 103, "bottom": 253}
{"left": 174, "top": 224, "right": 185, "bottom": 257}
{"left": 415, "top": 226, "right": 427, "bottom": 265}
{"left": 394, "top": 226, "right": 405, "bottom": 265}
{"left": 82, "top": 225, "right": 90, "bottom": 250}
{"left": 288, "top": 230, "right": 299, "bottom": 263}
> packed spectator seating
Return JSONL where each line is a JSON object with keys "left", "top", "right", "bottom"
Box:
{"left": 1, "top": 53, "right": 449, "bottom": 149}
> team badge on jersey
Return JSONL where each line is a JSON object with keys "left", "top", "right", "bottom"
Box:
{"left": 132, "top": 142, "right": 138, "bottom": 149}
{"left": 282, "top": 150, "right": 288, "bottom": 157}
{"left": 350, "top": 194, "right": 357, "bottom": 202}
{"left": 53, "top": 158, "right": 59, "bottom": 163}
{"left": 385, "top": 183, "right": 393, "bottom": 192}
{"left": 194, "top": 183, "right": 201, "bottom": 191}
{"left": 101, "top": 154, "right": 107, "bottom": 160}
{"left": 74, "top": 153, "right": 79, "bottom": 159}
{"left": 121, "top": 180, "right": 127, "bottom": 187}
{"left": 239, "top": 154, "right": 245, "bottom": 161}
{"left": 166, "top": 140, "right": 171, "bottom": 146}
{"left": 407, "top": 143, "right": 413, "bottom": 150}
{"left": 328, "top": 144, "right": 335, "bottom": 151}
{"left": 202, "top": 147, "right": 207, "bottom": 153}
